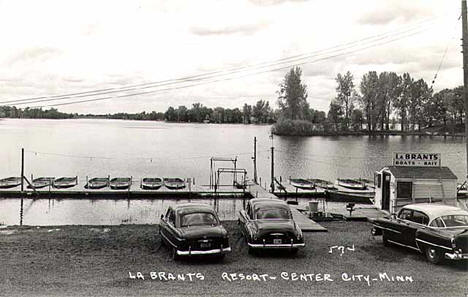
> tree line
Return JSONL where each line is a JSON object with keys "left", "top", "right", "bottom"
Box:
{"left": 329, "top": 71, "right": 464, "bottom": 132}
{"left": 163, "top": 101, "right": 275, "bottom": 124}
{"left": 272, "top": 66, "right": 465, "bottom": 136}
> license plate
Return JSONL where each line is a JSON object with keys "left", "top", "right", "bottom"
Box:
{"left": 273, "top": 239, "right": 282, "bottom": 244}
{"left": 200, "top": 242, "right": 211, "bottom": 248}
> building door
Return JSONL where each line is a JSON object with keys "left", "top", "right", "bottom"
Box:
{"left": 382, "top": 172, "right": 391, "bottom": 211}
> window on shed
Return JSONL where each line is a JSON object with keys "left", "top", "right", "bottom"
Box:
{"left": 397, "top": 182, "right": 412, "bottom": 199}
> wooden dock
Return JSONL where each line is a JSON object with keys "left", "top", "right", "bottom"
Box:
{"left": 0, "top": 180, "right": 251, "bottom": 199}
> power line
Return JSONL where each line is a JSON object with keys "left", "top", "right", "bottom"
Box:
{"left": 33, "top": 25, "right": 434, "bottom": 108}
{"left": 1, "top": 18, "right": 437, "bottom": 108}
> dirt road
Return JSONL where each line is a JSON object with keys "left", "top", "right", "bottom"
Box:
{"left": 0, "top": 221, "right": 466, "bottom": 297}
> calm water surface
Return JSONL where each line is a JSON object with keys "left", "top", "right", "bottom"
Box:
{"left": 0, "top": 119, "right": 465, "bottom": 225}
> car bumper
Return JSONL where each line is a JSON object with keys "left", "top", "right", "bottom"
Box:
{"left": 177, "top": 247, "right": 231, "bottom": 256}
{"left": 445, "top": 252, "right": 468, "bottom": 260}
{"left": 248, "top": 242, "right": 305, "bottom": 249}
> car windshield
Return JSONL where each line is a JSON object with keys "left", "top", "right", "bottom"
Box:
{"left": 437, "top": 215, "right": 468, "bottom": 227}
{"left": 255, "top": 208, "right": 291, "bottom": 220}
{"left": 180, "top": 212, "right": 218, "bottom": 227}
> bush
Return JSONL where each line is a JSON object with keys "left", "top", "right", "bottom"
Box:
{"left": 272, "top": 119, "right": 320, "bottom": 136}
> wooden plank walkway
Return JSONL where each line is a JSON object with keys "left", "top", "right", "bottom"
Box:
{"left": 290, "top": 206, "right": 327, "bottom": 232}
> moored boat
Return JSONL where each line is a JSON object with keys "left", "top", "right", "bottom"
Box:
{"left": 290, "top": 178, "right": 315, "bottom": 190}
{"left": 28, "top": 177, "right": 55, "bottom": 189}
{"left": 308, "top": 178, "right": 336, "bottom": 190}
{"left": 336, "top": 178, "right": 367, "bottom": 190}
{"left": 0, "top": 177, "right": 22, "bottom": 189}
{"left": 85, "top": 177, "right": 109, "bottom": 189}
{"left": 163, "top": 178, "right": 186, "bottom": 190}
{"left": 141, "top": 177, "right": 163, "bottom": 190}
{"left": 53, "top": 176, "right": 78, "bottom": 189}
{"left": 110, "top": 177, "right": 132, "bottom": 190}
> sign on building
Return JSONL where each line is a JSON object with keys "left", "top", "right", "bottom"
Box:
{"left": 393, "top": 152, "right": 441, "bottom": 167}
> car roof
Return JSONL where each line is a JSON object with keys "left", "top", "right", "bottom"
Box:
{"left": 250, "top": 198, "right": 289, "bottom": 209}
{"left": 402, "top": 203, "right": 468, "bottom": 220}
{"left": 173, "top": 203, "right": 215, "bottom": 215}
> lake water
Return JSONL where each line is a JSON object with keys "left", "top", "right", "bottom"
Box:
{"left": 0, "top": 118, "right": 466, "bottom": 225}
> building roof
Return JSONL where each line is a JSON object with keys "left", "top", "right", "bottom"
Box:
{"left": 386, "top": 166, "right": 457, "bottom": 180}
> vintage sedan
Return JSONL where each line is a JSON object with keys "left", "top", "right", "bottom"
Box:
{"left": 238, "top": 198, "right": 305, "bottom": 254}
{"left": 371, "top": 203, "right": 468, "bottom": 264}
{"left": 159, "top": 203, "right": 231, "bottom": 260}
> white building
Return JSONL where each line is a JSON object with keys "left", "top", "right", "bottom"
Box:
{"left": 373, "top": 153, "right": 458, "bottom": 214}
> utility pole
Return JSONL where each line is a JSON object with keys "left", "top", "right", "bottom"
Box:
{"left": 462, "top": 0, "right": 468, "bottom": 178}
{"left": 270, "top": 133, "right": 275, "bottom": 193}
{"left": 252, "top": 137, "right": 258, "bottom": 184}
{"left": 20, "top": 148, "right": 24, "bottom": 226}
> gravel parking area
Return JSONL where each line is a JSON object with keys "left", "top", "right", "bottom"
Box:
{"left": 0, "top": 221, "right": 466, "bottom": 297}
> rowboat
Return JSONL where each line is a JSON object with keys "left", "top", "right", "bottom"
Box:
{"left": 336, "top": 178, "right": 367, "bottom": 190}
{"left": 307, "top": 179, "right": 336, "bottom": 190}
{"left": 141, "top": 177, "right": 163, "bottom": 190}
{"left": 85, "top": 177, "right": 109, "bottom": 189}
{"left": 0, "top": 177, "right": 22, "bottom": 189}
{"left": 28, "top": 177, "right": 55, "bottom": 189}
{"left": 110, "top": 177, "right": 132, "bottom": 190}
{"left": 290, "top": 178, "right": 315, "bottom": 190}
{"left": 53, "top": 176, "right": 78, "bottom": 189}
{"left": 163, "top": 178, "right": 186, "bottom": 190}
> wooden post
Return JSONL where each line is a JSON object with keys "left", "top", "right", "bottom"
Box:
{"left": 20, "top": 148, "right": 24, "bottom": 226}
{"left": 270, "top": 146, "right": 275, "bottom": 193}
{"left": 253, "top": 137, "right": 258, "bottom": 184}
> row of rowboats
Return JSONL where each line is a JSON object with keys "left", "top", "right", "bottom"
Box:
{"left": 0, "top": 176, "right": 186, "bottom": 190}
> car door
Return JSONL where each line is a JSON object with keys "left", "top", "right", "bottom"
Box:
{"left": 386, "top": 208, "right": 413, "bottom": 244}
{"left": 160, "top": 208, "right": 178, "bottom": 248}
{"left": 238, "top": 202, "right": 252, "bottom": 238}
{"left": 402, "top": 210, "right": 429, "bottom": 248}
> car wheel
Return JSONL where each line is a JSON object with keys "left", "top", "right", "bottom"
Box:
{"left": 425, "top": 246, "right": 443, "bottom": 264}
{"left": 382, "top": 232, "right": 390, "bottom": 247}
{"left": 290, "top": 248, "right": 298, "bottom": 255}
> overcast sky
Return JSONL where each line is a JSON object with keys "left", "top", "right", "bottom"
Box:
{"left": 0, "top": 0, "right": 462, "bottom": 114}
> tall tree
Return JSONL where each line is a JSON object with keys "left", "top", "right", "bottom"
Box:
{"left": 242, "top": 103, "right": 252, "bottom": 124}
{"left": 359, "top": 71, "right": 379, "bottom": 132}
{"left": 252, "top": 100, "right": 272, "bottom": 123}
{"left": 328, "top": 100, "right": 343, "bottom": 131}
{"left": 335, "top": 71, "right": 355, "bottom": 130}
{"left": 277, "top": 66, "right": 309, "bottom": 120}
{"left": 393, "top": 73, "right": 413, "bottom": 131}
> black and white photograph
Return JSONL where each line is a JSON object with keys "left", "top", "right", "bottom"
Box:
{"left": 0, "top": 0, "right": 467, "bottom": 296}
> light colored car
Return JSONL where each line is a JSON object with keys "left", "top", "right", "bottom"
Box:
{"left": 371, "top": 203, "right": 468, "bottom": 264}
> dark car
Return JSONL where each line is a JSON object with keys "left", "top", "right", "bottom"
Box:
{"left": 238, "top": 198, "right": 305, "bottom": 254}
{"left": 159, "top": 203, "right": 231, "bottom": 260}
{"left": 371, "top": 203, "right": 468, "bottom": 264}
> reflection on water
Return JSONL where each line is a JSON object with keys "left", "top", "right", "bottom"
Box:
{"left": 1, "top": 119, "right": 466, "bottom": 225}
{"left": 0, "top": 198, "right": 248, "bottom": 226}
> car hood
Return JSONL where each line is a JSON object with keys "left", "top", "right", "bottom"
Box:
{"left": 253, "top": 219, "right": 296, "bottom": 235}
{"left": 179, "top": 225, "right": 227, "bottom": 239}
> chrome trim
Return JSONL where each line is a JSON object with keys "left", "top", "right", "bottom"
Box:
{"left": 248, "top": 243, "right": 305, "bottom": 248}
{"left": 387, "top": 239, "right": 421, "bottom": 252}
{"left": 375, "top": 225, "right": 401, "bottom": 234}
{"left": 445, "top": 252, "right": 468, "bottom": 260}
{"left": 416, "top": 238, "right": 453, "bottom": 251}
{"left": 177, "top": 247, "right": 231, "bottom": 256}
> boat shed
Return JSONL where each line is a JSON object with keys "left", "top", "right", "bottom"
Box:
{"left": 373, "top": 165, "right": 458, "bottom": 214}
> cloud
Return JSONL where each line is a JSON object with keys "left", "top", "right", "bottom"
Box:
{"left": 191, "top": 21, "right": 270, "bottom": 36}
{"left": 358, "top": 2, "right": 433, "bottom": 25}
{"left": 248, "top": 0, "right": 308, "bottom": 6}
{"left": 6, "top": 47, "right": 62, "bottom": 66}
